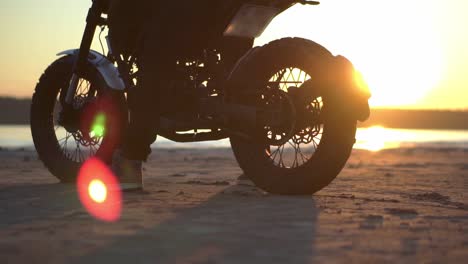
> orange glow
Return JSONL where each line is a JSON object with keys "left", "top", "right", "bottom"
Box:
{"left": 354, "top": 126, "right": 401, "bottom": 152}
{"left": 77, "top": 158, "right": 122, "bottom": 222}
{"left": 353, "top": 70, "right": 370, "bottom": 97}
{"left": 254, "top": 0, "right": 465, "bottom": 109}
{"left": 358, "top": 44, "right": 443, "bottom": 109}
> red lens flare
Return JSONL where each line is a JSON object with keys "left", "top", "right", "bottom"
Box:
{"left": 77, "top": 158, "right": 122, "bottom": 222}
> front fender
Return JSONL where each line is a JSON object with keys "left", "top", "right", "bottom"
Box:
{"left": 57, "top": 49, "right": 125, "bottom": 91}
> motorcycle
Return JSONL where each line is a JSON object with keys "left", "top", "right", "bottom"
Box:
{"left": 31, "top": 0, "right": 370, "bottom": 195}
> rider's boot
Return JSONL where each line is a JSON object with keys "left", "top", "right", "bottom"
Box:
{"left": 111, "top": 149, "right": 143, "bottom": 191}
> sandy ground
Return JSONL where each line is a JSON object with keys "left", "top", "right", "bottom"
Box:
{"left": 0, "top": 146, "right": 467, "bottom": 264}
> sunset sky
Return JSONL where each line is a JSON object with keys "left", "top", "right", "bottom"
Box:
{"left": 1, "top": 0, "right": 467, "bottom": 110}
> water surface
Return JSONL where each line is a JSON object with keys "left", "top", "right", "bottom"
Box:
{"left": 1, "top": 125, "right": 467, "bottom": 151}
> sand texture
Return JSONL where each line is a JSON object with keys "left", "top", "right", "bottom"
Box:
{"left": 0, "top": 147, "right": 467, "bottom": 263}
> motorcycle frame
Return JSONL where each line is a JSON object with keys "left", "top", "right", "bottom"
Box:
{"left": 63, "top": 0, "right": 321, "bottom": 143}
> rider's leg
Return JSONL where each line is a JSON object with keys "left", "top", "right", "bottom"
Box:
{"left": 111, "top": 1, "right": 209, "bottom": 190}
{"left": 120, "top": 1, "right": 200, "bottom": 161}
{"left": 110, "top": 34, "right": 175, "bottom": 190}
{"left": 120, "top": 56, "right": 172, "bottom": 162}
{"left": 107, "top": 1, "right": 166, "bottom": 190}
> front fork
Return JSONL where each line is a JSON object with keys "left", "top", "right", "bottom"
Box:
{"left": 64, "top": 1, "right": 107, "bottom": 107}
{"left": 60, "top": 1, "right": 108, "bottom": 131}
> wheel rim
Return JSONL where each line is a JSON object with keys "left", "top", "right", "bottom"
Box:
{"left": 53, "top": 77, "right": 104, "bottom": 163}
{"left": 264, "top": 67, "right": 324, "bottom": 169}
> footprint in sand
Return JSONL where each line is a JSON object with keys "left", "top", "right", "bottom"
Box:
{"left": 385, "top": 208, "right": 418, "bottom": 219}
{"left": 359, "top": 214, "right": 384, "bottom": 230}
{"left": 170, "top": 173, "right": 187, "bottom": 177}
{"left": 178, "top": 180, "right": 231, "bottom": 186}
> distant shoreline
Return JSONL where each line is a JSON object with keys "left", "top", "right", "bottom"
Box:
{"left": 0, "top": 97, "right": 31, "bottom": 125}
{"left": 2, "top": 97, "right": 467, "bottom": 130}
{"left": 358, "top": 109, "right": 468, "bottom": 130}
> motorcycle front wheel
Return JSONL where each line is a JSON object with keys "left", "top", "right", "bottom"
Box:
{"left": 228, "top": 38, "right": 357, "bottom": 195}
{"left": 31, "top": 55, "right": 127, "bottom": 182}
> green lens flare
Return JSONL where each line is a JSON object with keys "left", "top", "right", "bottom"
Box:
{"left": 91, "top": 113, "right": 106, "bottom": 138}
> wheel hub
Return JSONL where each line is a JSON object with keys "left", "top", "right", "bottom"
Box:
{"left": 59, "top": 97, "right": 102, "bottom": 146}
{"left": 257, "top": 89, "right": 296, "bottom": 146}
{"left": 58, "top": 106, "right": 81, "bottom": 133}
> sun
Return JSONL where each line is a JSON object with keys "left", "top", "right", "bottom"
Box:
{"left": 355, "top": 39, "right": 443, "bottom": 108}
{"left": 258, "top": 0, "right": 444, "bottom": 109}
{"left": 342, "top": 2, "right": 443, "bottom": 109}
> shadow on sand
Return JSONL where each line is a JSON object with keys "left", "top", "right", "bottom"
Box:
{"left": 76, "top": 186, "right": 319, "bottom": 263}
{"left": 0, "top": 183, "right": 81, "bottom": 228}
{"left": 0, "top": 183, "right": 319, "bottom": 263}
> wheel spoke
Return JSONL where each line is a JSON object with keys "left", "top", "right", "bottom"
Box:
{"left": 78, "top": 144, "right": 85, "bottom": 162}
{"left": 61, "top": 133, "right": 71, "bottom": 150}
{"left": 90, "top": 144, "right": 98, "bottom": 157}
{"left": 298, "top": 145, "right": 308, "bottom": 164}
{"left": 265, "top": 67, "right": 323, "bottom": 169}
{"left": 58, "top": 133, "right": 71, "bottom": 143}
{"left": 77, "top": 79, "right": 84, "bottom": 95}
{"left": 289, "top": 141, "right": 299, "bottom": 168}
{"left": 271, "top": 146, "right": 280, "bottom": 163}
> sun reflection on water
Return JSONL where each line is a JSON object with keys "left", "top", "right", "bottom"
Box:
{"left": 355, "top": 126, "right": 402, "bottom": 152}
{"left": 354, "top": 126, "right": 468, "bottom": 151}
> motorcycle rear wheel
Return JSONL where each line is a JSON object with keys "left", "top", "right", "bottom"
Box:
{"left": 229, "top": 38, "right": 357, "bottom": 195}
{"left": 31, "top": 56, "right": 127, "bottom": 182}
